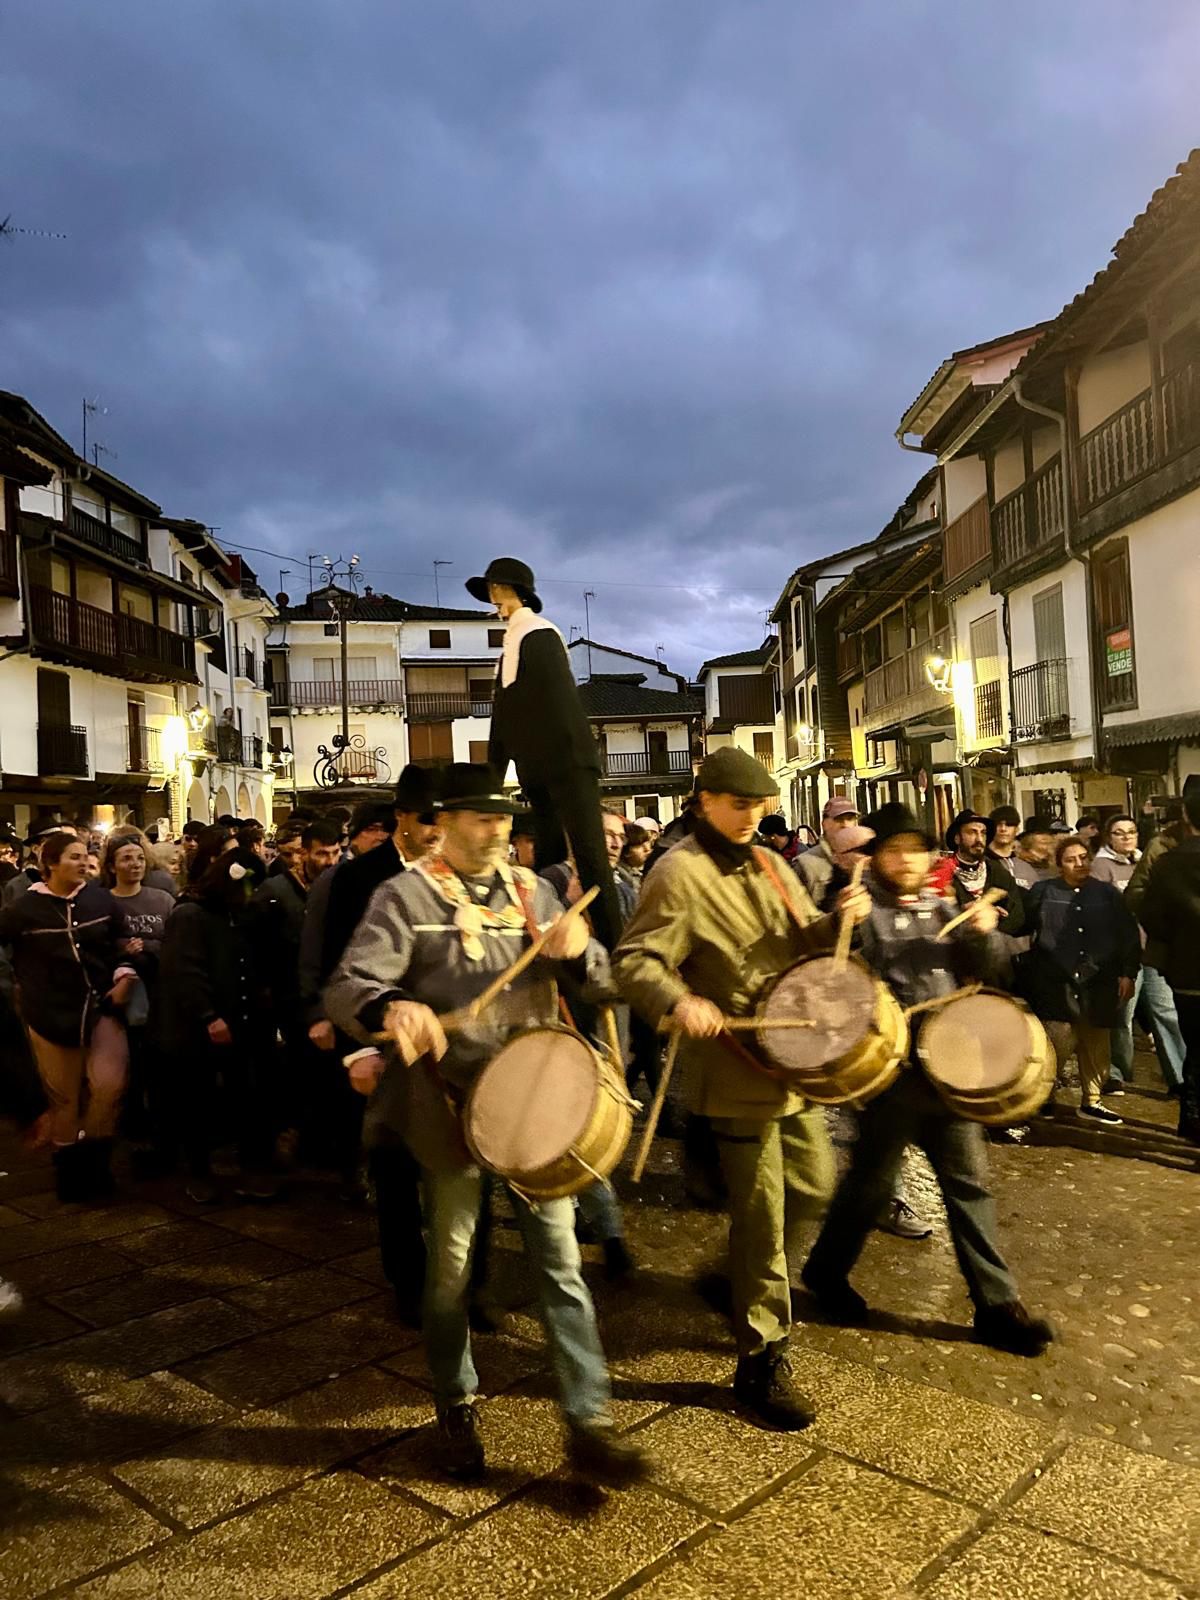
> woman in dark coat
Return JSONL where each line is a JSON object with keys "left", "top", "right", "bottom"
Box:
{"left": 158, "top": 847, "right": 277, "bottom": 1203}
{"left": 1023, "top": 835, "right": 1140, "bottom": 1127}
{"left": 0, "top": 831, "right": 135, "bottom": 1200}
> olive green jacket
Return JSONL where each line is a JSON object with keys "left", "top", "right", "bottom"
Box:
{"left": 612, "top": 833, "right": 837, "bottom": 1120}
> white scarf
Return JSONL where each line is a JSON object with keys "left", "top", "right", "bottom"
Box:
{"left": 499, "top": 605, "right": 563, "bottom": 689}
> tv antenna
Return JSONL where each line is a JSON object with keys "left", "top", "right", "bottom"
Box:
{"left": 81, "top": 398, "right": 107, "bottom": 461}
{"left": 91, "top": 443, "right": 118, "bottom": 467}
{"left": 433, "top": 560, "right": 452, "bottom": 606}
{"left": 0, "top": 213, "right": 67, "bottom": 242}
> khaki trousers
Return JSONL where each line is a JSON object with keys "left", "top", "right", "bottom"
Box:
{"left": 710, "top": 1106, "right": 835, "bottom": 1358}
{"left": 28, "top": 1015, "right": 129, "bottom": 1145}
{"left": 1046, "top": 1019, "right": 1111, "bottom": 1107}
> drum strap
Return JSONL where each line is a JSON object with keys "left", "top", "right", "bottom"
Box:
{"left": 511, "top": 875, "right": 578, "bottom": 1032}
{"left": 753, "top": 847, "right": 813, "bottom": 937}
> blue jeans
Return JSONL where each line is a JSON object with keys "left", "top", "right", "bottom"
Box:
{"left": 575, "top": 1178, "right": 623, "bottom": 1243}
{"left": 422, "top": 1165, "right": 611, "bottom": 1423}
{"left": 1110, "top": 967, "right": 1186, "bottom": 1089}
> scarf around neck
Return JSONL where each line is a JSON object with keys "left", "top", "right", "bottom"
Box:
{"left": 412, "top": 852, "right": 537, "bottom": 960}
{"left": 693, "top": 815, "right": 755, "bottom": 871}
{"left": 953, "top": 855, "right": 987, "bottom": 898}
{"left": 499, "top": 605, "right": 564, "bottom": 689}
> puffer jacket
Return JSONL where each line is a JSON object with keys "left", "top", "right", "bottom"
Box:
{"left": 0, "top": 882, "right": 133, "bottom": 1046}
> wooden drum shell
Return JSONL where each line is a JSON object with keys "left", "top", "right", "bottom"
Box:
{"left": 917, "top": 991, "right": 1055, "bottom": 1126}
{"left": 755, "top": 956, "right": 908, "bottom": 1107}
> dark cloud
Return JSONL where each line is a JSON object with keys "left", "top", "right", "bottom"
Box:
{"left": 2, "top": 1, "right": 1196, "bottom": 671}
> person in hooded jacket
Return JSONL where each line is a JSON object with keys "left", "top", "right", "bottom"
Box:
{"left": 1140, "top": 788, "right": 1200, "bottom": 1144}
{"left": 158, "top": 848, "right": 278, "bottom": 1203}
{"left": 0, "top": 831, "right": 135, "bottom": 1201}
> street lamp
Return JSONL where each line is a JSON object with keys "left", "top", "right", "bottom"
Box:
{"left": 924, "top": 652, "right": 953, "bottom": 693}
{"left": 321, "top": 555, "right": 362, "bottom": 754}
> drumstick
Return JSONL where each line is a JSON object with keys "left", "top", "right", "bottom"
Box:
{"left": 658, "top": 1015, "right": 816, "bottom": 1033}
{"left": 632, "top": 1031, "right": 680, "bottom": 1184}
{"left": 903, "top": 982, "right": 982, "bottom": 1019}
{"left": 370, "top": 885, "right": 600, "bottom": 1046}
{"left": 835, "top": 858, "right": 866, "bottom": 965}
{"left": 935, "top": 887, "right": 1006, "bottom": 940}
{"left": 600, "top": 1004, "right": 624, "bottom": 1069}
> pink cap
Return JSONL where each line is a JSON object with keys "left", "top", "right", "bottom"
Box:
{"left": 823, "top": 796, "right": 858, "bottom": 820}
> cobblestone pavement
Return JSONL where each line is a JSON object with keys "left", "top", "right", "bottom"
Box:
{"left": 2, "top": 1054, "right": 1198, "bottom": 1600}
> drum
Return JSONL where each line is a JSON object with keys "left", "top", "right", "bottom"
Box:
{"left": 918, "top": 990, "right": 1054, "bottom": 1125}
{"left": 463, "top": 1026, "right": 634, "bottom": 1201}
{"left": 755, "top": 955, "right": 907, "bottom": 1105}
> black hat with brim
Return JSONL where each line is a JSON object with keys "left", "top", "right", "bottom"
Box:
{"left": 394, "top": 763, "right": 441, "bottom": 816}
{"left": 945, "top": 808, "right": 996, "bottom": 851}
{"left": 862, "top": 802, "right": 939, "bottom": 854}
{"left": 1019, "top": 815, "right": 1058, "bottom": 839}
{"left": 465, "top": 556, "right": 542, "bottom": 614}
{"left": 437, "top": 763, "right": 524, "bottom": 814}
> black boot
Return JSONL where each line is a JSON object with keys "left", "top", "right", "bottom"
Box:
{"left": 799, "top": 1266, "right": 870, "bottom": 1326}
{"left": 973, "top": 1300, "right": 1054, "bottom": 1357}
{"left": 566, "top": 1417, "right": 650, "bottom": 1487}
{"left": 53, "top": 1144, "right": 89, "bottom": 1203}
{"left": 434, "top": 1403, "right": 486, "bottom": 1480}
{"left": 733, "top": 1341, "right": 816, "bottom": 1431}
{"left": 82, "top": 1138, "right": 117, "bottom": 1202}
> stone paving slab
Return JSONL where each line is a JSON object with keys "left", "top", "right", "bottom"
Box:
{"left": 45, "top": 1240, "right": 308, "bottom": 1329}
{"left": 1012, "top": 1434, "right": 1200, "bottom": 1588}
{"left": 106, "top": 1220, "right": 237, "bottom": 1268}
{"left": 0, "top": 1204, "right": 175, "bottom": 1265}
{"left": 628, "top": 1402, "right": 817, "bottom": 1517}
{"left": 630, "top": 1454, "right": 976, "bottom": 1600}
{"left": 0, "top": 1297, "right": 266, "bottom": 1414}
{"left": 70, "top": 1471, "right": 441, "bottom": 1600}
{"left": 173, "top": 1295, "right": 419, "bottom": 1409}
{"left": 379, "top": 1325, "right": 546, "bottom": 1397}
{"left": 111, "top": 1364, "right": 434, "bottom": 1529}
{"left": 347, "top": 1476, "right": 705, "bottom": 1600}
{"left": 3, "top": 1471, "right": 171, "bottom": 1600}
{"left": 221, "top": 1263, "right": 378, "bottom": 1327}
{"left": 1, "top": 1240, "right": 146, "bottom": 1298}
{"left": 921, "top": 1521, "right": 1186, "bottom": 1600}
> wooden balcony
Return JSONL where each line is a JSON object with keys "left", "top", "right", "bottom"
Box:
{"left": 1079, "top": 357, "right": 1200, "bottom": 515}
{"left": 993, "top": 455, "right": 1064, "bottom": 572}
{"left": 863, "top": 627, "right": 951, "bottom": 726}
{"left": 835, "top": 634, "right": 861, "bottom": 680}
{"left": 28, "top": 586, "right": 197, "bottom": 684}
{"left": 38, "top": 724, "right": 89, "bottom": 778}
{"left": 281, "top": 678, "right": 405, "bottom": 709}
{"left": 600, "top": 748, "right": 693, "bottom": 781}
{"left": 942, "top": 496, "right": 991, "bottom": 587}
{"left": 68, "top": 504, "right": 144, "bottom": 566}
{"left": 1011, "top": 658, "right": 1070, "bottom": 742}
{"left": 407, "top": 692, "right": 493, "bottom": 721}
{"left": 0, "top": 526, "right": 17, "bottom": 597}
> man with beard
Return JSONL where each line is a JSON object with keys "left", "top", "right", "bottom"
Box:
{"left": 1011, "top": 816, "right": 1058, "bottom": 891}
{"left": 932, "top": 811, "right": 1025, "bottom": 939}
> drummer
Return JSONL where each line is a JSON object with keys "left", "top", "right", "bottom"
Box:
{"left": 325, "top": 762, "right": 648, "bottom": 1488}
{"left": 801, "top": 803, "right": 1054, "bottom": 1358}
{"left": 613, "top": 747, "right": 871, "bottom": 1431}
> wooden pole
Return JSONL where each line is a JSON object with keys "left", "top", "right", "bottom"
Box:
{"left": 936, "top": 887, "right": 1005, "bottom": 941}
{"left": 835, "top": 857, "right": 866, "bottom": 964}
{"left": 631, "top": 1031, "right": 681, "bottom": 1184}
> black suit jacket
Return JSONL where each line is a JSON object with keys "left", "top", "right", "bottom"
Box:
{"left": 321, "top": 837, "right": 406, "bottom": 983}
{"left": 488, "top": 629, "right": 600, "bottom": 785}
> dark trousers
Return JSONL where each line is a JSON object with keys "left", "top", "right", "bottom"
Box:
{"left": 1171, "top": 991, "right": 1200, "bottom": 1137}
{"left": 805, "top": 1070, "right": 1018, "bottom": 1310}
{"left": 523, "top": 768, "right": 623, "bottom": 952}
{"left": 180, "top": 1037, "right": 275, "bottom": 1179}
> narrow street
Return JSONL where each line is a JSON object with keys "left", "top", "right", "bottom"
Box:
{"left": 3, "top": 1053, "right": 1197, "bottom": 1600}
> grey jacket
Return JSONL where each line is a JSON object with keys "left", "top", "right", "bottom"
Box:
{"left": 792, "top": 839, "right": 836, "bottom": 909}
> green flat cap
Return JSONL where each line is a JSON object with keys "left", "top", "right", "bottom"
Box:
{"left": 696, "top": 746, "right": 779, "bottom": 798}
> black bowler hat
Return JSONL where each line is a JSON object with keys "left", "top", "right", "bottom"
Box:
{"left": 861, "top": 802, "right": 939, "bottom": 853}
{"left": 465, "top": 557, "right": 542, "bottom": 613}
{"left": 945, "top": 808, "right": 995, "bottom": 851}
{"left": 437, "top": 763, "right": 524, "bottom": 815}
{"left": 394, "top": 764, "right": 441, "bottom": 816}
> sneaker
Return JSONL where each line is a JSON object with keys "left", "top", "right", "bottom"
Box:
{"left": 234, "top": 1173, "right": 281, "bottom": 1202}
{"left": 0, "top": 1277, "right": 24, "bottom": 1319}
{"left": 566, "top": 1417, "right": 650, "bottom": 1486}
{"left": 603, "top": 1237, "right": 635, "bottom": 1282}
{"left": 434, "top": 1403, "right": 486, "bottom": 1480}
{"left": 1078, "top": 1102, "right": 1123, "bottom": 1127}
{"left": 185, "top": 1177, "right": 220, "bottom": 1205}
{"left": 1102, "top": 1077, "right": 1126, "bottom": 1097}
{"left": 876, "top": 1198, "right": 932, "bottom": 1240}
{"left": 799, "top": 1268, "right": 869, "bottom": 1327}
{"left": 973, "top": 1300, "right": 1054, "bottom": 1357}
{"left": 733, "top": 1342, "right": 816, "bottom": 1431}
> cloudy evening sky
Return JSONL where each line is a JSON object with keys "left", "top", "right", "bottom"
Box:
{"left": 3, "top": 2, "right": 1198, "bottom": 674}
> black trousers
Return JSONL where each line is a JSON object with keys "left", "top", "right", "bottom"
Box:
{"left": 1171, "top": 991, "right": 1200, "bottom": 1138}
{"left": 522, "top": 767, "right": 623, "bottom": 952}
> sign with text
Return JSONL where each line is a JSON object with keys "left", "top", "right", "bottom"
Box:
{"left": 1105, "top": 627, "right": 1133, "bottom": 678}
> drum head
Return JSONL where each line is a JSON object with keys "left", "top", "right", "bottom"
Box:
{"left": 466, "top": 1029, "right": 597, "bottom": 1174}
{"left": 920, "top": 993, "right": 1031, "bottom": 1092}
{"left": 760, "top": 957, "right": 877, "bottom": 1073}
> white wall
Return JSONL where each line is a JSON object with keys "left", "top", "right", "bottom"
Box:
{"left": 1008, "top": 559, "right": 1094, "bottom": 765}
{"left": 569, "top": 639, "right": 679, "bottom": 689}
{"left": 952, "top": 584, "right": 1010, "bottom": 751}
{"left": 399, "top": 616, "right": 501, "bottom": 665}
{"left": 602, "top": 720, "right": 690, "bottom": 754}
{"left": 1076, "top": 341, "right": 1152, "bottom": 436}
{"left": 1104, "top": 484, "right": 1200, "bottom": 728}
{"left": 942, "top": 455, "right": 987, "bottom": 522}
{"left": 993, "top": 439, "right": 1025, "bottom": 500}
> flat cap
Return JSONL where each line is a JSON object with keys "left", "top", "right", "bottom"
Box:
{"left": 695, "top": 746, "right": 779, "bottom": 799}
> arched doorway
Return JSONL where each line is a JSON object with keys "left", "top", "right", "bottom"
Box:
{"left": 254, "top": 792, "right": 268, "bottom": 824}
{"left": 212, "top": 785, "right": 234, "bottom": 821}
{"left": 187, "top": 780, "right": 210, "bottom": 823}
{"left": 236, "top": 783, "right": 252, "bottom": 818}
